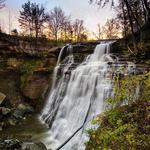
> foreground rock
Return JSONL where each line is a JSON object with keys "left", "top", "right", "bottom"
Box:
{"left": 0, "top": 139, "right": 47, "bottom": 150}
{"left": 0, "top": 139, "right": 22, "bottom": 150}
{"left": 0, "top": 103, "right": 34, "bottom": 131}
{"left": 13, "top": 104, "right": 34, "bottom": 120}
{"left": 23, "top": 142, "right": 47, "bottom": 150}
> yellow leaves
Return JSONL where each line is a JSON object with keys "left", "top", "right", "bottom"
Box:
{"left": 92, "top": 134, "right": 96, "bottom": 139}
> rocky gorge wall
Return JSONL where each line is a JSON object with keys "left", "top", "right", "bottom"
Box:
{"left": 0, "top": 33, "right": 60, "bottom": 111}
{"left": 0, "top": 33, "right": 104, "bottom": 111}
{"left": 0, "top": 33, "right": 149, "bottom": 112}
{"left": 0, "top": 57, "right": 57, "bottom": 111}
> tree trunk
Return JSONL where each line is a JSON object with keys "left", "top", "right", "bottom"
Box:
{"left": 142, "top": 0, "right": 150, "bottom": 22}
{"left": 121, "top": 2, "right": 127, "bottom": 38}
{"left": 127, "top": 1, "right": 141, "bottom": 30}
{"left": 141, "top": 0, "right": 147, "bottom": 23}
{"left": 123, "top": 0, "right": 138, "bottom": 53}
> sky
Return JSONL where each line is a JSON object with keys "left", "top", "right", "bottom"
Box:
{"left": 0, "top": 0, "right": 117, "bottom": 37}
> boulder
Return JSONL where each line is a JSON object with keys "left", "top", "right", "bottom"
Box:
{"left": 13, "top": 109, "right": 25, "bottom": 120}
{"left": 1, "top": 107, "right": 11, "bottom": 116}
{"left": 0, "top": 92, "right": 6, "bottom": 106}
{"left": 17, "top": 103, "right": 34, "bottom": 115}
{"left": 13, "top": 104, "right": 34, "bottom": 120}
{"left": 8, "top": 117, "right": 17, "bottom": 126}
{"left": 23, "top": 142, "right": 47, "bottom": 150}
{"left": 22, "top": 77, "right": 48, "bottom": 100}
{"left": 0, "top": 139, "right": 22, "bottom": 150}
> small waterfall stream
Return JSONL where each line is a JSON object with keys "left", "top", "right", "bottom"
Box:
{"left": 41, "top": 42, "right": 135, "bottom": 150}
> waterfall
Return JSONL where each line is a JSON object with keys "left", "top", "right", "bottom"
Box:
{"left": 41, "top": 42, "right": 135, "bottom": 150}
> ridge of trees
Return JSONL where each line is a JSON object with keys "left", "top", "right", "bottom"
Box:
{"left": 18, "top": 1, "right": 87, "bottom": 42}
{"left": 90, "top": 0, "right": 150, "bottom": 53}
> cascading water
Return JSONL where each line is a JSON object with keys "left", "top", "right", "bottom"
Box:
{"left": 41, "top": 42, "right": 135, "bottom": 150}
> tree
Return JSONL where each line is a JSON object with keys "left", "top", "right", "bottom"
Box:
{"left": 103, "top": 18, "right": 121, "bottom": 39}
{"left": 141, "top": 0, "right": 150, "bottom": 22}
{"left": 93, "top": 23, "right": 103, "bottom": 40}
{"left": 19, "top": 1, "right": 48, "bottom": 38}
{"left": 90, "top": 0, "right": 150, "bottom": 52}
{"left": 60, "top": 17, "right": 73, "bottom": 41}
{"left": 47, "top": 7, "right": 87, "bottom": 42}
{"left": 48, "top": 7, "right": 66, "bottom": 41}
{"left": 72, "top": 19, "right": 86, "bottom": 42}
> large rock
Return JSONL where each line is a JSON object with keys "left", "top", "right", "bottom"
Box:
{"left": 23, "top": 142, "right": 47, "bottom": 150}
{"left": 13, "top": 103, "right": 34, "bottom": 119}
{"left": 0, "top": 71, "right": 20, "bottom": 107}
{"left": 0, "top": 92, "right": 6, "bottom": 106}
{"left": 17, "top": 103, "right": 34, "bottom": 113}
{"left": 0, "top": 107, "right": 11, "bottom": 115}
{"left": 0, "top": 139, "right": 22, "bottom": 150}
{"left": 22, "top": 75, "right": 49, "bottom": 100}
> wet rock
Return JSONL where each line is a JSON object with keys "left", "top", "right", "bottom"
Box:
{"left": 23, "top": 142, "right": 47, "bottom": 150}
{"left": 0, "top": 107, "right": 11, "bottom": 116}
{"left": 17, "top": 104, "right": 34, "bottom": 114}
{"left": 13, "top": 104, "right": 34, "bottom": 120}
{"left": 8, "top": 117, "right": 17, "bottom": 126}
{"left": 13, "top": 109, "right": 25, "bottom": 120}
{"left": 0, "top": 92, "right": 6, "bottom": 106}
{"left": 0, "top": 139, "right": 22, "bottom": 150}
{"left": 21, "top": 74, "right": 49, "bottom": 102}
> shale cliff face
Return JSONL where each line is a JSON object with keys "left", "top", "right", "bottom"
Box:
{"left": 0, "top": 57, "right": 57, "bottom": 111}
{"left": 1, "top": 33, "right": 148, "bottom": 111}
{"left": 0, "top": 33, "right": 103, "bottom": 111}
{"left": 0, "top": 33, "right": 59, "bottom": 111}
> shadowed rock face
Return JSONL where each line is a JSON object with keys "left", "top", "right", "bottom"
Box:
{"left": 22, "top": 74, "right": 49, "bottom": 100}
{"left": 0, "top": 56, "right": 56, "bottom": 111}
{"left": 0, "top": 70, "right": 22, "bottom": 107}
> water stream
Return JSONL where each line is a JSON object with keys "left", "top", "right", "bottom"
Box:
{"left": 40, "top": 42, "right": 136, "bottom": 150}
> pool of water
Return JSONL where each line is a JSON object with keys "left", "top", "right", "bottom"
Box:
{"left": 0, "top": 114, "right": 53, "bottom": 149}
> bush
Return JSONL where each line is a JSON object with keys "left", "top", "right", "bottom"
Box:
{"left": 86, "top": 73, "right": 150, "bottom": 150}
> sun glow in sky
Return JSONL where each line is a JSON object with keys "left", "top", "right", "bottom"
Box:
{"left": 0, "top": 0, "right": 117, "bottom": 38}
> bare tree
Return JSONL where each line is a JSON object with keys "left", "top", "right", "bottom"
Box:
{"left": 48, "top": 7, "right": 66, "bottom": 41}
{"left": 60, "top": 16, "right": 72, "bottom": 41}
{"left": 32, "top": 4, "right": 48, "bottom": 38}
{"left": 93, "top": 24, "right": 103, "bottom": 40}
{"left": 72, "top": 19, "right": 86, "bottom": 42}
{"left": 90, "top": 0, "right": 149, "bottom": 52}
{"left": 141, "top": 0, "right": 150, "bottom": 22}
{"left": 102, "top": 18, "right": 120, "bottom": 39}
{"left": 19, "top": 1, "right": 48, "bottom": 38}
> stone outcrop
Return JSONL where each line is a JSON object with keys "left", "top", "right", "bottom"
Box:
{"left": 0, "top": 103, "right": 34, "bottom": 131}
{"left": 0, "top": 139, "right": 47, "bottom": 150}
{"left": 22, "top": 75, "right": 49, "bottom": 100}
{"left": 23, "top": 142, "right": 47, "bottom": 150}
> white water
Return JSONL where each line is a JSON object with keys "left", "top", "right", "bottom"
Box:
{"left": 41, "top": 42, "right": 135, "bottom": 150}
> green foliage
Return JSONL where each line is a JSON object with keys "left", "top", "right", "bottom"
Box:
{"left": 19, "top": 60, "right": 43, "bottom": 88}
{"left": 86, "top": 73, "right": 150, "bottom": 150}
{"left": 106, "top": 75, "right": 147, "bottom": 109}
